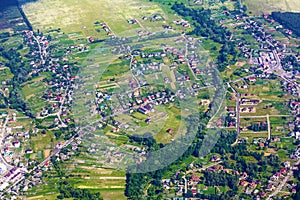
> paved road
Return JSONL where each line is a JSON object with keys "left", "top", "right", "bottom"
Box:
{"left": 31, "top": 32, "right": 45, "bottom": 63}
{"left": 0, "top": 116, "right": 14, "bottom": 170}
{"left": 268, "top": 159, "right": 300, "bottom": 199}
{"left": 0, "top": 134, "right": 77, "bottom": 197}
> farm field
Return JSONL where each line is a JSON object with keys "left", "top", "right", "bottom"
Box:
{"left": 1, "top": 0, "right": 300, "bottom": 199}
{"left": 243, "top": 0, "right": 300, "bottom": 15}
{"left": 22, "top": 0, "right": 172, "bottom": 37}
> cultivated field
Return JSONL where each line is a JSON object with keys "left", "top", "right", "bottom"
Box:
{"left": 22, "top": 0, "right": 170, "bottom": 37}
{"left": 243, "top": 0, "right": 300, "bottom": 15}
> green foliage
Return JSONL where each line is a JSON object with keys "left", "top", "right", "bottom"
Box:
{"left": 281, "top": 55, "right": 300, "bottom": 72}
{"left": 204, "top": 170, "right": 239, "bottom": 189}
{"left": 271, "top": 12, "right": 300, "bottom": 36}
{"left": 58, "top": 181, "right": 103, "bottom": 200}
{"left": 170, "top": 3, "right": 237, "bottom": 72}
{"left": 50, "top": 156, "right": 103, "bottom": 200}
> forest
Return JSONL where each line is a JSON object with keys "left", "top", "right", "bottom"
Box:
{"left": 271, "top": 12, "right": 300, "bottom": 36}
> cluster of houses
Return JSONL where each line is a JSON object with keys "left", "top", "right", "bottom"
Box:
{"left": 240, "top": 98, "right": 260, "bottom": 105}
{"left": 0, "top": 167, "right": 24, "bottom": 192}
{"left": 22, "top": 31, "right": 76, "bottom": 127}
{"left": 132, "top": 62, "right": 163, "bottom": 75}
{"left": 100, "top": 22, "right": 113, "bottom": 36}
{"left": 173, "top": 19, "right": 191, "bottom": 28}
{"left": 229, "top": 14, "right": 290, "bottom": 77}
{"left": 282, "top": 80, "right": 300, "bottom": 97}
{"left": 291, "top": 147, "right": 300, "bottom": 160}
{"left": 258, "top": 162, "right": 298, "bottom": 197}
{"left": 0, "top": 114, "right": 38, "bottom": 169}
{"left": 252, "top": 52, "right": 277, "bottom": 69}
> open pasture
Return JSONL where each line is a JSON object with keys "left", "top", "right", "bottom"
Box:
{"left": 243, "top": 0, "right": 300, "bottom": 15}
{"left": 22, "top": 0, "right": 170, "bottom": 37}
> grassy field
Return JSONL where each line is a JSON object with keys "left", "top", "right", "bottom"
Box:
{"left": 21, "top": 80, "right": 48, "bottom": 115}
{"left": 243, "top": 0, "right": 300, "bottom": 15}
{"left": 22, "top": 0, "right": 170, "bottom": 37}
{"left": 0, "top": 67, "right": 13, "bottom": 82}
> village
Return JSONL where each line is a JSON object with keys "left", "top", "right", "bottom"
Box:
{"left": 0, "top": 0, "right": 300, "bottom": 199}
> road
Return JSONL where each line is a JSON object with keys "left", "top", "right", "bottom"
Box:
{"left": 183, "top": 161, "right": 223, "bottom": 194}
{"left": 266, "top": 114, "right": 271, "bottom": 140}
{"left": 184, "top": 35, "right": 199, "bottom": 81}
{"left": 0, "top": 133, "right": 77, "bottom": 197}
{"left": 228, "top": 83, "right": 240, "bottom": 145}
{"left": 268, "top": 159, "right": 300, "bottom": 199}
{"left": 31, "top": 31, "right": 45, "bottom": 63}
{"left": 0, "top": 115, "right": 14, "bottom": 170}
{"left": 129, "top": 55, "right": 141, "bottom": 90}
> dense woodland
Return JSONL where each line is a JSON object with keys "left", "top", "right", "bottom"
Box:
{"left": 271, "top": 12, "right": 300, "bottom": 37}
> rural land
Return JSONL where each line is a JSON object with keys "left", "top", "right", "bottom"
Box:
{"left": 0, "top": 0, "right": 300, "bottom": 199}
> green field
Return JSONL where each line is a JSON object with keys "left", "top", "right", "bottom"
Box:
{"left": 21, "top": 80, "right": 48, "bottom": 114}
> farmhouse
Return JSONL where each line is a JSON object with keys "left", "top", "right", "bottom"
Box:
{"left": 138, "top": 107, "right": 148, "bottom": 115}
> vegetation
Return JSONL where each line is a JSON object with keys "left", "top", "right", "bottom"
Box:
{"left": 171, "top": 3, "right": 238, "bottom": 71}
{"left": 51, "top": 157, "right": 104, "bottom": 200}
{"left": 271, "top": 12, "right": 300, "bottom": 36}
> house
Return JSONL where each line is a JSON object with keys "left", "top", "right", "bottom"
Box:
{"left": 248, "top": 77, "right": 257, "bottom": 82}
{"left": 153, "top": 14, "right": 162, "bottom": 20}
{"left": 128, "top": 19, "right": 137, "bottom": 24}
{"left": 240, "top": 181, "right": 249, "bottom": 187}
{"left": 144, "top": 104, "right": 153, "bottom": 112}
{"left": 138, "top": 107, "right": 148, "bottom": 115}
{"left": 191, "top": 189, "right": 197, "bottom": 196}
{"left": 25, "top": 149, "right": 33, "bottom": 154}
{"left": 13, "top": 141, "right": 20, "bottom": 148}
{"left": 113, "top": 128, "right": 119, "bottom": 133}
{"left": 88, "top": 36, "right": 95, "bottom": 43}
{"left": 189, "top": 174, "right": 200, "bottom": 185}
{"left": 283, "top": 161, "right": 291, "bottom": 168}
{"left": 260, "top": 192, "right": 267, "bottom": 198}
{"left": 167, "top": 129, "right": 173, "bottom": 134}
{"left": 266, "top": 184, "right": 276, "bottom": 191}
{"left": 210, "top": 155, "right": 220, "bottom": 162}
{"left": 259, "top": 142, "right": 265, "bottom": 148}
{"left": 279, "top": 168, "right": 287, "bottom": 174}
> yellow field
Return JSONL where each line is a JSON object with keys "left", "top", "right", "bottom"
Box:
{"left": 22, "top": 0, "right": 169, "bottom": 37}
{"left": 244, "top": 0, "right": 300, "bottom": 15}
